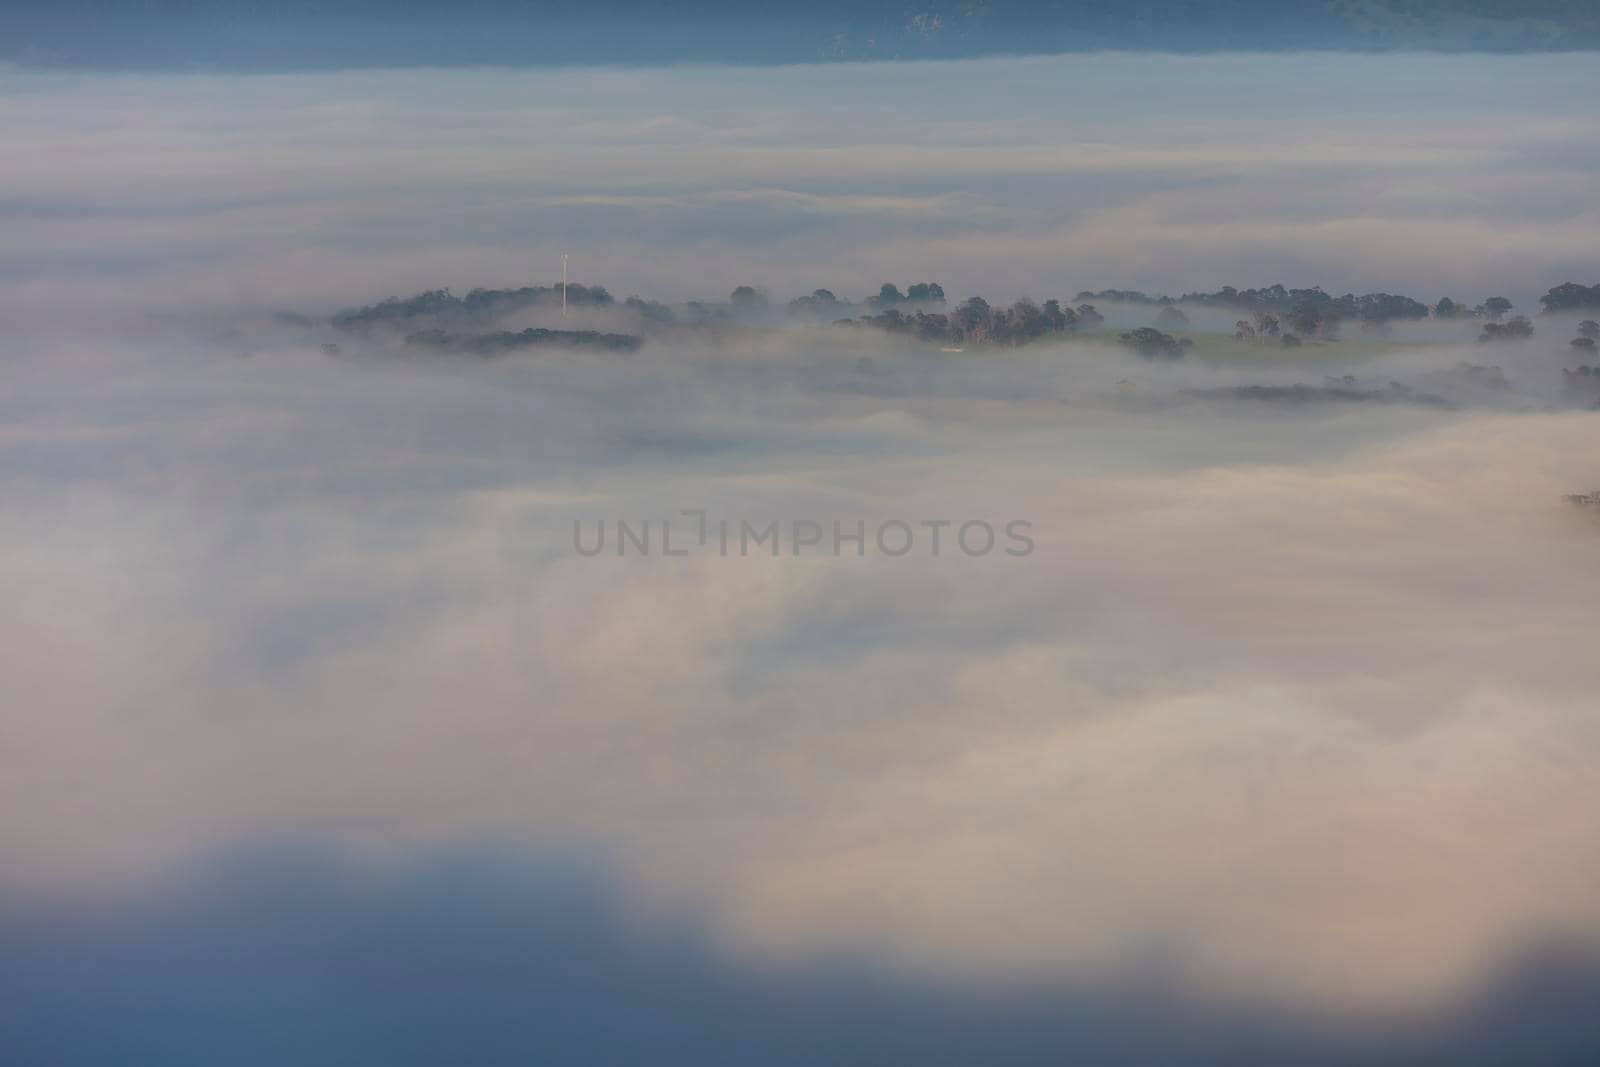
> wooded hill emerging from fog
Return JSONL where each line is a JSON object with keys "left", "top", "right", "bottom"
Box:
{"left": 10, "top": 1, "right": 1600, "bottom": 69}
{"left": 322, "top": 280, "right": 1600, "bottom": 362}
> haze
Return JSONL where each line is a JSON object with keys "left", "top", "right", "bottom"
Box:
{"left": 3, "top": 45, "right": 1600, "bottom": 1066}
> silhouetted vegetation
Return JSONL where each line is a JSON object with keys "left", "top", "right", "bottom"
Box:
{"left": 1540, "top": 283, "right": 1600, "bottom": 314}
{"left": 729, "top": 286, "right": 769, "bottom": 314}
{"left": 1119, "top": 327, "right": 1191, "bottom": 359}
{"left": 1479, "top": 296, "right": 1514, "bottom": 320}
{"left": 1204, "top": 381, "right": 1453, "bottom": 408}
{"left": 405, "top": 327, "right": 641, "bottom": 354}
{"left": 334, "top": 284, "right": 613, "bottom": 330}
{"left": 1077, "top": 289, "right": 1169, "bottom": 305}
{"left": 1479, "top": 316, "right": 1534, "bottom": 343}
{"left": 1179, "top": 284, "right": 1429, "bottom": 323}
{"left": 845, "top": 295, "right": 1103, "bottom": 348}
{"left": 786, "top": 289, "right": 847, "bottom": 319}
{"left": 1562, "top": 363, "right": 1600, "bottom": 406}
{"left": 869, "top": 282, "right": 947, "bottom": 309}
{"left": 624, "top": 296, "right": 675, "bottom": 322}
{"left": 329, "top": 277, "right": 1600, "bottom": 361}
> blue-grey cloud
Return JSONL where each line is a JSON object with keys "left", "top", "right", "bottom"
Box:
{"left": 4, "top": 840, "right": 1599, "bottom": 1067}
{"left": 1, "top": 54, "right": 1596, "bottom": 327}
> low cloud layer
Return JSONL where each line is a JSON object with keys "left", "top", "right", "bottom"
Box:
{"left": 5, "top": 49, "right": 1600, "bottom": 1061}
{"left": 4, "top": 324, "right": 1599, "bottom": 1024}
{"left": 1, "top": 53, "right": 1597, "bottom": 324}
{"left": 7, "top": 843, "right": 1600, "bottom": 1067}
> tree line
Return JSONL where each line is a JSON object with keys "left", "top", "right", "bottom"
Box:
{"left": 326, "top": 279, "right": 1600, "bottom": 356}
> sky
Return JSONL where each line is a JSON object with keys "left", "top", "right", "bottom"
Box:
{"left": 3, "top": 46, "right": 1600, "bottom": 1066}
{"left": 3, "top": 52, "right": 1598, "bottom": 325}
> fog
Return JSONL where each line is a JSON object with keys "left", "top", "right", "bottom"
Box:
{"left": 2, "top": 52, "right": 1598, "bottom": 325}
{"left": 4, "top": 50, "right": 1600, "bottom": 1065}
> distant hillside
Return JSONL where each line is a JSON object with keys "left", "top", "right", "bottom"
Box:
{"left": 7, "top": 1, "right": 1599, "bottom": 69}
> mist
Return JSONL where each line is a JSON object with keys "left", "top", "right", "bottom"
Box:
{"left": 3, "top": 52, "right": 1598, "bottom": 326}
{"left": 4, "top": 46, "right": 1600, "bottom": 1066}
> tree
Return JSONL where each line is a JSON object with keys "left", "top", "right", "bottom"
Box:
{"left": 1008, "top": 299, "right": 1046, "bottom": 343}
{"left": 1288, "top": 304, "right": 1323, "bottom": 338}
{"left": 1042, "top": 299, "right": 1074, "bottom": 333}
{"left": 1435, "top": 297, "right": 1460, "bottom": 318}
{"left": 730, "top": 285, "right": 768, "bottom": 313}
{"left": 331, "top": 283, "right": 617, "bottom": 331}
{"left": 1572, "top": 337, "right": 1598, "bottom": 353}
{"left": 1479, "top": 316, "right": 1533, "bottom": 343}
{"left": 1155, "top": 306, "right": 1189, "bottom": 327}
{"left": 905, "top": 282, "right": 946, "bottom": 303}
{"left": 786, "top": 289, "right": 842, "bottom": 318}
{"left": 952, "top": 296, "right": 993, "bottom": 343}
{"left": 913, "top": 312, "right": 951, "bottom": 343}
{"left": 1344, "top": 293, "right": 1427, "bottom": 321}
{"left": 870, "top": 283, "right": 906, "bottom": 309}
{"left": 1078, "top": 289, "right": 1156, "bottom": 304}
{"left": 869, "top": 308, "right": 908, "bottom": 332}
{"left": 682, "top": 300, "right": 724, "bottom": 323}
{"left": 625, "top": 295, "right": 675, "bottom": 322}
{"left": 1539, "top": 283, "right": 1600, "bottom": 314}
{"left": 1175, "top": 284, "right": 1436, "bottom": 323}
{"left": 1480, "top": 296, "right": 1513, "bottom": 320}
{"left": 1118, "top": 327, "right": 1187, "bottom": 359}
{"left": 1579, "top": 320, "right": 1600, "bottom": 339}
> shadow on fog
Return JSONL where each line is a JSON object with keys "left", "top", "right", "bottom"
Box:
{"left": 3, "top": 841, "right": 1598, "bottom": 1067}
